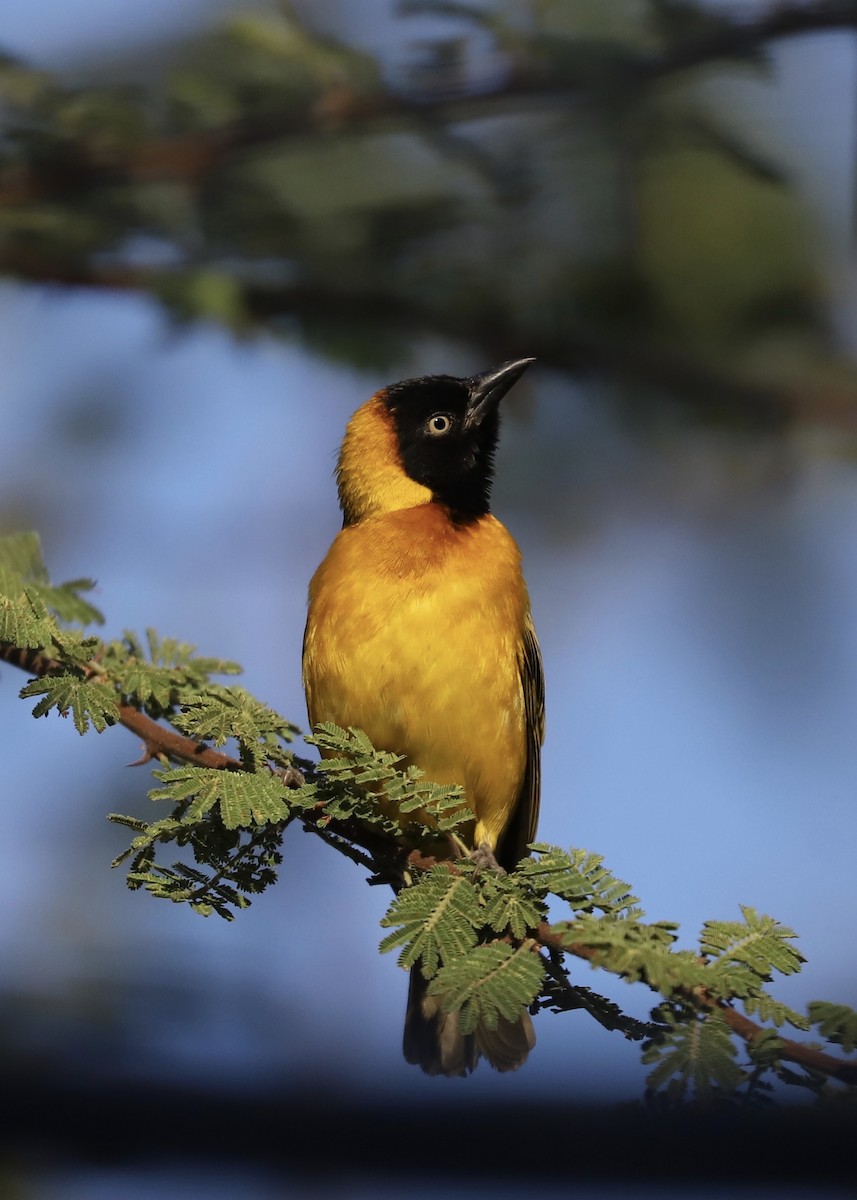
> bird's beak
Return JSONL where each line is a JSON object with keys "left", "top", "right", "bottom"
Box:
{"left": 464, "top": 358, "right": 535, "bottom": 429}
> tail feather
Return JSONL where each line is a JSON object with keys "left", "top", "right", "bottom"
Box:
{"left": 403, "top": 970, "right": 535, "bottom": 1077}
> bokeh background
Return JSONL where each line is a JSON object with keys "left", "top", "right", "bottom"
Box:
{"left": 2, "top": 0, "right": 857, "bottom": 1194}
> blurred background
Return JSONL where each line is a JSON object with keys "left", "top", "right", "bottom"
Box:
{"left": 2, "top": 0, "right": 857, "bottom": 1194}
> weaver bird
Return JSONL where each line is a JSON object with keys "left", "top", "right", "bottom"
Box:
{"left": 303, "top": 358, "right": 544, "bottom": 1075}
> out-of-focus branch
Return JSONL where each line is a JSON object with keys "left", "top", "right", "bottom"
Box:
{"left": 3, "top": 3, "right": 857, "bottom": 208}
{"left": 637, "top": 0, "right": 857, "bottom": 82}
{"left": 0, "top": 247, "right": 801, "bottom": 426}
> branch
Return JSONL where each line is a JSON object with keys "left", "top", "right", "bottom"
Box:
{"left": 536, "top": 921, "right": 857, "bottom": 1086}
{"left": 4, "top": 634, "right": 855, "bottom": 1088}
{"left": 0, "top": 640, "right": 404, "bottom": 864}
{"left": 4, "top": 3, "right": 857, "bottom": 208}
{"left": 637, "top": 1, "right": 857, "bottom": 83}
{"left": 0, "top": 248, "right": 806, "bottom": 429}
{"left": 0, "top": 642, "right": 242, "bottom": 770}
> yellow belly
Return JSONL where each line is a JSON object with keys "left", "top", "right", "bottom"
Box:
{"left": 302, "top": 505, "right": 529, "bottom": 849}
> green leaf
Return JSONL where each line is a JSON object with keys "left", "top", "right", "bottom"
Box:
{"left": 20, "top": 673, "right": 119, "bottom": 733}
{"left": 37, "top": 578, "right": 104, "bottom": 627}
{"left": 0, "top": 580, "right": 58, "bottom": 647}
{"left": 142, "top": 628, "right": 242, "bottom": 677}
{"left": 520, "top": 845, "right": 641, "bottom": 916}
{"left": 643, "top": 1009, "right": 742, "bottom": 1099}
{"left": 428, "top": 941, "right": 544, "bottom": 1036}
{"left": 0, "top": 532, "right": 103, "bottom": 631}
{"left": 100, "top": 631, "right": 244, "bottom": 717}
{"left": 310, "top": 723, "right": 473, "bottom": 837}
{"left": 52, "top": 631, "right": 104, "bottom": 667}
{"left": 173, "top": 685, "right": 299, "bottom": 749}
{"left": 746, "top": 1027, "right": 786, "bottom": 1070}
{"left": 551, "top": 912, "right": 689, "bottom": 991}
{"left": 379, "top": 867, "right": 481, "bottom": 976}
{"left": 701, "top": 906, "right": 805, "bottom": 980}
{"left": 807, "top": 1001, "right": 857, "bottom": 1054}
{"left": 741, "top": 990, "right": 809, "bottom": 1032}
{"left": 116, "top": 658, "right": 182, "bottom": 712}
{"left": 481, "top": 874, "right": 545, "bottom": 938}
{"left": 149, "top": 764, "right": 290, "bottom": 828}
{"left": 0, "top": 531, "right": 48, "bottom": 581}
{"left": 540, "top": 980, "right": 654, "bottom": 1040}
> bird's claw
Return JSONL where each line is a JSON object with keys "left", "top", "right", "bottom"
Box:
{"left": 469, "top": 841, "right": 506, "bottom": 875}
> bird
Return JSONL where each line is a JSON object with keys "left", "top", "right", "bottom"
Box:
{"left": 302, "top": 357, "right": 544, "bottom": 1075}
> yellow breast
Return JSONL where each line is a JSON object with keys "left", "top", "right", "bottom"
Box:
{"left": 302, "top": 503, "right": 530, "bottom": 849}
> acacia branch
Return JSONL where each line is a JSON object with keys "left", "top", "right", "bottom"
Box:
{"left": 3, "top": 638, "right": 855, "bottom": 1087}
{"left": 0, "top": 640, "right": 402, "bottom": 861}
{"left": 0, "top": 642, "right": 242, "bottom": 769}
{"left": 536, "top": 920, "right": 857, "bottom": 1087}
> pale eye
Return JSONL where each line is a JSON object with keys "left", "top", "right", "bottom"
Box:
{"left": 427, "top": 413, "right": 453, "bottom": 436}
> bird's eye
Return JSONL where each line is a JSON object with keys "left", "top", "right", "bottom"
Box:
{"left": 427, "top": 413, "right": 453, "bottom": 436}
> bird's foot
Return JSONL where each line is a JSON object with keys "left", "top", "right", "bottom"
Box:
{"left": 274, "top": 764, "right": 305, "bottom": 788}
{"left": 469, "top": 841, "right": 507, "bottom": 875}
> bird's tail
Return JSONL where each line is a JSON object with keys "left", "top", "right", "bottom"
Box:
{"left": 403, "top": 968, "right": 535, "bottom": 1077}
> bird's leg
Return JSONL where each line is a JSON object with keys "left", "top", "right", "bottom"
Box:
{"left": 444, "top": 832, "right": 469, "bottom": 860}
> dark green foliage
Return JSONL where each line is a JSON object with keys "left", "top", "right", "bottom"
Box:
{"left": 539, "top": 977, "right": 655, "bottom": 1041}
{"left": 700, "top": 907, "right": 808, "bottom": 1030}
{"left": 700, "top": 905, "right": 804, "bottom": 978}
{"left": 148, "top": 763, "right": 292, "bottom": 828}
{"left": 102, "top": 629, "right": 243, "bottom": 718}
{"left": 110, "top": 808, "right": 287, "bottom": 920}
{"left": 0, "top": 531, "right": 103, "bottom": 644}
{"left": 517, "top": 844, "right": 641, "bottom": 915}
{"left": 481, "top": 872, "right": 545, "bottom": 939}
{"left": 2, "top": 529, "right": 856, "bottom": 1097}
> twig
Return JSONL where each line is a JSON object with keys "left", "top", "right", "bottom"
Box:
{"left": 636, "top": 1, "right": 857, "bottom": 83}
{"left": 0, "top": 249, "right": 804, "bottom": 428}
{"left": 0, "top": 642, "right": 243, "bottom": 770}
{"left": 0, "top": 640, "right": 402, "bottom": 862}
{"left": 535, "top": 921, "right": 857, "bottom": 1086}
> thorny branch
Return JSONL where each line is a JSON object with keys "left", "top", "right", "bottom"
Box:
{"left": 535, "top": 921, "right": 857, "bottom": 1087}
{"left": 0, "top": 642, "right": 241, "bottom": 770}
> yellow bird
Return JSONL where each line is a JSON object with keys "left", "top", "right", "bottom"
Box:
{"left": 303, "top": 358, "right": 544, "bottom": 1075}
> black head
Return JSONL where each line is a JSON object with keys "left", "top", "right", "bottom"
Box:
{"left": 383, "top": 358, "right": 534, "bottom": 519}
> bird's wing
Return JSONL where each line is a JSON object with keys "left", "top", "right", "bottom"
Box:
{"left": 498, "top": 613, "right": 545, "bottom": 870}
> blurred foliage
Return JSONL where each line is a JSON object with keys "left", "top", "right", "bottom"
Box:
{"left": 2, "top": 1, "right": 857, "bottom": 424}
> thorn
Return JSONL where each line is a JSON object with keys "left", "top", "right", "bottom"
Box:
{"left": 127, "top": 742, "right": 154, "bottom": 767}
